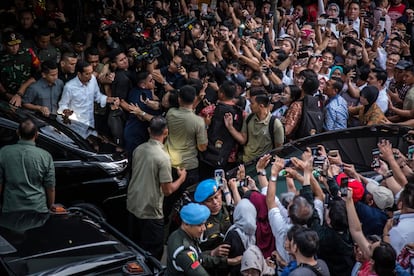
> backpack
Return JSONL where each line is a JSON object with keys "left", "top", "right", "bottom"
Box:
{"left": 295, "top": 95, "right": 324, "bottom": 139}
{"left": 201, "top": 103, "right": 244, "bottom": 168}
{"left": 245, "top": 113, "right": 278, "bottom": 148}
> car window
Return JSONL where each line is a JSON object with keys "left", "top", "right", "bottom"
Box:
{"left": 0, "top": 125, "right": 18, "bottom": 147}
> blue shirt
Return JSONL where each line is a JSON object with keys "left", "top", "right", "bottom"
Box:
{"left": 324, "top": 94, "right": 348, "bottom": 131}
{"left": 124, "top": 87, "right": 161, "bottom": 155}
{"left": 23, "top": 78, "right": 64, "bottom": 114}
{"left": 355, "top": 201, "right": 388, "bottom": 236}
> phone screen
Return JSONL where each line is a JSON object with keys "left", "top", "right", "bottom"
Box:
{"left": 340, "top": 177, "right": 348, "bottom": 197}
{"left": 371, "top": 148, "right": 381, "bottom": 168}
{"left": 214, "top": 169, "right": 225, "bottom": 186}
{"left": 408, "top": 145, "right": 414, "bottom": 161}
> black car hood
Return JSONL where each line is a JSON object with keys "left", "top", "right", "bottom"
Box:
{"left": 0, "top": 211, "right": 141, "bottom": 275}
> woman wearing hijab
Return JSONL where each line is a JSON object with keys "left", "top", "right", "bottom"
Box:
{"left": 246, "top": 191, "right": 276, "bottom": 258}
{"left": 348, "top": 85, "right": 386, "bottom": 125}
{"left": 224, "top": 198, "right": 257, "bottom": 275}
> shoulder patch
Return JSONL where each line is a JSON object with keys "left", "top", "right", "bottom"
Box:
{"left": 187, "top": 251, "right": 197, "bottom": 262}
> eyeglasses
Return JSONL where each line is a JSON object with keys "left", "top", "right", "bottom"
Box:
{"left": 172, "top": 60, "right": 181, "bottom": 67}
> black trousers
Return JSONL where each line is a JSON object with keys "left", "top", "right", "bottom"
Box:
{"left": 128, "top": 213, "right": 164, "bottom": 260}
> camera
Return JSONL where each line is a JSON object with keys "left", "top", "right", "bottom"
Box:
{"left": 201, "top": 13, "right": 217, "bottom": 26}
{"left": 371, "top": 148, "right": 381, "bottom": 168}
{"left": 340, "top": 177, "right": 348, "bottom": 197}
{"left": 133, "top": 46, "right": 162, "bottom": 62}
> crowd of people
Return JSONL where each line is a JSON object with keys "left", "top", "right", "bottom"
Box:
{"left": 1, "top": 0, "right": 414, "bottom": 275}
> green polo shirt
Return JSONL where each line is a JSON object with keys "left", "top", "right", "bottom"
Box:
{"left": 0, "top": 140, "right": 55, "bottom": 213}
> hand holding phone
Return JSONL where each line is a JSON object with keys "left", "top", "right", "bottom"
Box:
{"left": 340, "top": 177, "right": 348, "bottom": 197}
{"left": 214, "top": 169, "right": 225, "bottom": 187}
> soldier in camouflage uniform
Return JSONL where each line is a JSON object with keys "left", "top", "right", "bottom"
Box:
{"left": 0, "top": 31, "right": 39, "bottom": 107}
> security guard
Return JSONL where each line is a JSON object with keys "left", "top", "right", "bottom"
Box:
{"left": 194, "top": 179, "right": 232, "bottom": 251}
{"left": 166, "top": 203, "right": 210, "bottom": 275}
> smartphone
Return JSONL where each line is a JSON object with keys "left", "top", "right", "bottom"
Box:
{"left": 310, "top": 146, "right": 319, "bottom": 156}
{"left": 214, "top": 169, "right": 225, "bottom": 187}
{"left": 236, "top": 178, "right": 248, "bottom": 187}
{"left": 371, "top": 148, "right": 381, "bottom": 168}
{"left": 284, "top": 159, "right": 292, "bottom": 167}
{"left": 210, "top": 0, "right": 217, "bottom": 9}
{"left": 201, "top": 3, "right": 208, "bottom": 14}
{"left": 340, "top": 177, "right": 348, "bottom": 197}
{"left": 408, "top": 145, "right": 414, "bottom": 161}
{"left": 313, "top": 156, "right": 326, "bottom": 171}
{"left": 297, "top": 51, "right": 310, "bottom": 59}
{"left": 317, "top": 18, "right": 328, "bottom": 26}
{"left": 328, "top": 150, "right": 339, "bottom": 157}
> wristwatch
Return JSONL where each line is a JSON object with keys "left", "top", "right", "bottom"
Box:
{"left": 162, "top": 80, "right": 167, "bottom": 86}
{"left": 270, "top": 175, "right": 277, "bottom": 182}
{"left": 257, "top": 169, "right": 266, "bottom": 176}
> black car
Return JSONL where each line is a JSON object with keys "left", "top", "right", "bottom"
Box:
{"left": 0, "top": 208, "right": 164, "bottom": 275}
{"left": 0, "top": 101, "right": 129, "bottom": 231}
{"left": 229, "top": 124, "right": 413, "bottom": 194}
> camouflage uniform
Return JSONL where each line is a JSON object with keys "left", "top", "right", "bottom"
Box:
{"left": 0, "top": 48, "right": 36, "bottom": 94}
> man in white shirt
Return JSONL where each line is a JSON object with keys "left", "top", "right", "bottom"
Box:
{"left": 58, "top": 60, "right": 119, "bottom": 128}
{"left": 367, "top": 68, "right": 388, "bottom": 113}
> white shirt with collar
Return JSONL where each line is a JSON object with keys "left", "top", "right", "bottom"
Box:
{"left": 389, "top": 213, "right": 414, "bottom": 254}
{"left": 58, "top": 75, "right": 107, "bottom": 128}
{"left": 376, "top": 87, "right": 388, "bottom": 113}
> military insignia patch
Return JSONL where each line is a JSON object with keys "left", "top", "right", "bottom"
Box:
{"left": 187, "top": 251, "right": 197, "bottom": 262}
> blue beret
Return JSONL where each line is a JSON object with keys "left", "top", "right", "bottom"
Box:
{"left": 194, "top": 179, "right": 219, "bottom": 203}
{"left": 180, "top": 203, "right": 210, "bottom": 225}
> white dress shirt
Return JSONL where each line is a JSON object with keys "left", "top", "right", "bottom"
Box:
{"left": 58, "top": 75, "right": 107, "bottom": 128}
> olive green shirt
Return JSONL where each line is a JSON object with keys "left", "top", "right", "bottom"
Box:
{"left": 127, "top": 139, "right": 172, "bottom": 219}
{"left": 0, "top": 140, "right": 55, "bottom": 213}
{"left": 165, "top": 107, "right": 207, "bottom": 170}
{"left": 242, "top": 112, "right": 284, "bottom": 162}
